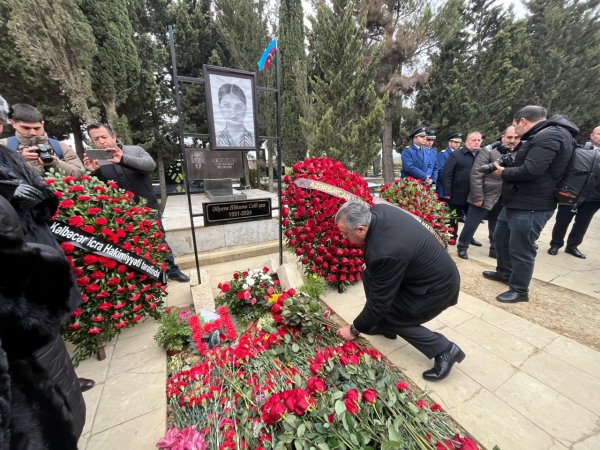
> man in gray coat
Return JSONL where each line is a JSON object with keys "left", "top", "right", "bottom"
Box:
{"left": 83, "top": 123, "right": 190, "bottom": 282}
{"left": 335, "top": 201, "right": 465, "bottom": 381}
{"left": 457, "top": 126, "right": 519, "bottom": 259}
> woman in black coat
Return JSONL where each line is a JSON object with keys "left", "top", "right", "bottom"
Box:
{"left": 0, "top": 142, "right": 85, "bottom": 449}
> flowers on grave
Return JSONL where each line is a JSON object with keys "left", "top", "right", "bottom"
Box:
{"left": 45, "top": 170, "right": 168, "bottom": 365}
{"left": 154, "top": 309, "right": 192, "bottom": 353}
{"left": 156, "top": 425, "right": 207, "bottom": 450}
{"left": 188, "top": 306, "right": 238, "bottom": 354}
{"left": 217, "top": 267, "right": 281, "bottom": 324}
{"left": 161, "top": 273, "right": 479, "bottom": 449}
{"left": 380, "top": 177, "right": 456, "bottom": 246}
{"left": 281, "top": 157, "right": 371, "bottom": 290}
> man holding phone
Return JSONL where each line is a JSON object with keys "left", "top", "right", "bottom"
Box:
{"left": 83, "top": 123, "right": 190, "bottom": 283}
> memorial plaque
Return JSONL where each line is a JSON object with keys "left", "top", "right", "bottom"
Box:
{"left": 185, "top": 149, "right": 244, "bottom": 180}
{"left": 203, "top": 198, "right": 272, "bottom": 226}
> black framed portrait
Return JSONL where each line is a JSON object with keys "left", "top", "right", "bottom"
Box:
{"left": 204, "top": 65, "right": 259, "bottom": 151}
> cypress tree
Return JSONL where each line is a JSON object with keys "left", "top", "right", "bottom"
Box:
{"left": 79, "top": 0, "right": 141, "bottom": 127}
{"left": 304, "top": 0, "right": 384, "bottom": 173}
{"left": 279, "top": 0, "right": 308, "bottom": 166}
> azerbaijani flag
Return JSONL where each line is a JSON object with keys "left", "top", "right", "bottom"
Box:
{"left": 257, "top": 39, "right": 278, "bottom": 72}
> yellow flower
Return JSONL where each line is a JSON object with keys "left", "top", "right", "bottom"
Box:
{"left": 267, "top": 293, "right": 281, "bottom": 303}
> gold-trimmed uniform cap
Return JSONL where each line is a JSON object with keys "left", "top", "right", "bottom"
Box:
{"left": 448, "top": 132, "right": 464, "bottom": 143}
{"left": 409, "top": 126, "right": 428, "bottom": 139}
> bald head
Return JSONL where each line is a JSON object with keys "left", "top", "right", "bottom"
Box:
{"left": 590, "top": 126, "right": 600, "bottom": 148}
{"left": 501, "top": 126, "right": 519, "bottom": 150}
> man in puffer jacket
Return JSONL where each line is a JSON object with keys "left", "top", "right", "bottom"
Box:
{"left": 482, "top": 106, "right": 578, "bottom": 303}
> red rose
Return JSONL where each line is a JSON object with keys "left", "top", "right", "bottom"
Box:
{"left": 219, "top": 282, "right": 231, "bottom": 293}
{"left": 76, "top": 276, "right": 89, "bottom": 287}
{"left": 344, "top": 398, "right": 359, "bottom": 415}
{"left": 44, "top": 178, "right": 56, "bottom": 185}
{"left": 71, "top": 308, "right": 82, "bottom": 317}
{"left": 98, "top": 302, "right": 112, "bottom": 311}
{"left": 344, "top": 388, "right": 359, "bottom": 403}
{"left": 271, "top": 303, "right": 282, "bottom": 314}
{"left": 69, "top": 323, "right": 81, "bottom": 330}
{"left": 306, "top": 377, "right": 327, "bottom": 395}
{"left": 92, "top": 316, "right": 105, "bottom": 322}
{"left": 87, "top": 328, "right": 102, "bottom": 335}
{"left": 396, "top": 381, "right": 409, "bottom": 391}
{"left": 90, "top": 270, "right": 104, "bottom": 280}
{"left": 362, "top": 388, "right": 378, "bottom": 404}
{"left": 84, "top": 283, "right": 100, "bottom": 293}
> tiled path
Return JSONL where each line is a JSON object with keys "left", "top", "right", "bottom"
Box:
{"left": 76, "top": 211, "right": 600, "bottom": 449}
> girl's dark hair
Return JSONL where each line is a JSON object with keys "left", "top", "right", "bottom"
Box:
{"left": 218, "top": 84, "right": 246, "bottom": 106}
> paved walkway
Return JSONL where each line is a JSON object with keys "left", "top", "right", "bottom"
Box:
{"left": 76, "top": 212, "right": 600, "bottom": 449}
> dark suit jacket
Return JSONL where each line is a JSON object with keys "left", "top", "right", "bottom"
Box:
{"left": 442, "top": 147, "right": 479, "bottom": 206}
{"left": 353, "top": 204, "right": 460, "bottom": 333}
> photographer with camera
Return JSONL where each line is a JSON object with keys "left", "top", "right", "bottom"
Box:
{"left": 456, "top": 126, "right": 519, "bottom": 259}
{"left": 0, "top": 103, "right": 84, "bottom": 177}
{"left": 482, "top": 106, "right": 578, "bottom": 303}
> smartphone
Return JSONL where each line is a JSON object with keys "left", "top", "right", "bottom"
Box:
{"left": 86, "top": 149, "right": 113, "bottom": 160}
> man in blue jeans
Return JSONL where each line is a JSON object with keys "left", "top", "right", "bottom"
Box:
{"left": 482, "top": 106, "right": 578, "bottom": 303}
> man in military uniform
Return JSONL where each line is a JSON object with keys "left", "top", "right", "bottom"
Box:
{"left": 400, "top": 126, "right": 433, "bottom": 185}
{"left": 436, "top": 133, "right": 463, "bottom": 198}
{"left": 424, "top": 129, "right": 439, "bottom": 189}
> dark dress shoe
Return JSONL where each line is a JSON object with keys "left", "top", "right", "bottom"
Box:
{"left": 168, "top": 269, "right": 190, "bottom": 282}
{"left": 470, "top": 239, "right": 482, "bottom": 247}
{"left": 565, "top": 247, "right": 586, "bottom": 259}
{"left": 422, "top": 343, "right": 465, "bottom": 381}
{"left": 366, "top": 326, "right": 397, "bottom": 340}
{"left": 533, "top": 243, "right": 538, "bottom": 250}
{"left": 496, "top": 290, "right": 529, "bottom": 303}
{"left": 482, "top": 271, "right": 509, "bottom": 283}
{"left": 457, "top": 249, "right": 468, "bottom": 260}
{"left": 78, "top": 377, "right": 96, "bottom": 392}
{"left": 547, "top": 246, "right": 559, "bottom": 256}
{"left": 488, "top": 249, "right": 497, "bottom": 259}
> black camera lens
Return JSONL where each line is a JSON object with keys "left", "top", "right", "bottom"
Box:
{"left": 36, "top": 144, "right": 55, "bottom": 164}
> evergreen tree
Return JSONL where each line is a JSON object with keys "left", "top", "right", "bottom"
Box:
{"left": 517, "top": 0, "right": 600, "bottom": 134}
{"left": 7, "top": 0, "right": 96, "bottom": 122}
{"left": 79, "top": 0, "right": 141, "bottom": 127}
{"left": 304, "top": 0, "right": 384, "bottom": 173}
{"left": 279, "top": 0, "right": 308, "bottom": 166}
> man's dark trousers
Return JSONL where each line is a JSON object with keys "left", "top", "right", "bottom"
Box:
{"left": 550, "top": 201, "right": 600, "bottom": 249}
{"left": 457, "top": 201, "right": 501, "bottom": 251}
{"left": 494, "top": 207, "right": 554, "bottom": 294}
{"left": 361, "top": 271, "right": 451, "bottom": 359}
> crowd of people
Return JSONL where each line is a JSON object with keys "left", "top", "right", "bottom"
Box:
{"left": 336, "top": 105, "right": 599, "bottom": 383}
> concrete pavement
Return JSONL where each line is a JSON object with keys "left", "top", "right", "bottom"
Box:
{"left": 76, "top": 211, "right": 600, "bottom": 449}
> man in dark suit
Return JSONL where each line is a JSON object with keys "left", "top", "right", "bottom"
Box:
{"left": 442, "top": 131, "right": 482, "bottom": 242}
{"left": 335, "top": 201, "right": 465, "bottom": 381}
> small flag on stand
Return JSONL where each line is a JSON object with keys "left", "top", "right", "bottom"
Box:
{"left": 257, "top": 39, "right": 278, "bottom": 71}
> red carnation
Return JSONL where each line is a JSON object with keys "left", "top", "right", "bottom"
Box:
{"left": 60, "top": 242, "right": 75, "bottom": 254}
{"left": 68, "top": 185, "right": 85, "bottom": 193}
{"left": 87, "top": 328, "right": 102, "bottom": 335}
{"left": 83, "top": 254, "right": 98, "bottom": 266}
{"left": 95, "top": 217, "right": 108, "bottom": 226}
{"left": 68, "top": 216, "right": 85, "bottom": 227}
{"left": 87, "top": 207, "right": 102, "bottom": 215}
{"left": 59, "top": 200, "right": 75, "bottom": 209}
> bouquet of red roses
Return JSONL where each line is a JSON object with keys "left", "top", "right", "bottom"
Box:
{"left": 281, "top": 157, "right": 372, "bottom": 291}
{"left": 45, "top": 170, "right": 169, "bottom": 365}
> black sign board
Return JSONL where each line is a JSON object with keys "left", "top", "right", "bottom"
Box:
{"left": 185, "top": 148, "right": 244, "bottom": 180}
{"left": 203, "top": 198, "right": 272, "bottom": 226}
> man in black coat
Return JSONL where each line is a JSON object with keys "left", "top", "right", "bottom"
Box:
{"left": 335, "top": 201, "right": 465, "bottom": 381}
{"left": 441, "top": 131, "right": 482, "bottom": 243}
{"left": 483, "top": 106, "right": 578, "bottom": 303}
{"left": 548, "top": 125, "right": 600, "bottom": 259}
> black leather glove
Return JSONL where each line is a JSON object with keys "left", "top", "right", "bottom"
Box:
{"left": 13, "top": 183, "right": 44, "bottom": 209}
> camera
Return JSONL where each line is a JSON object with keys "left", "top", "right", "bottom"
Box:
{"left": 35, "top": 144, "right": 55, "bottom": 164}
{"left": 478, "top": 152, "right": 515, "bottom": 174}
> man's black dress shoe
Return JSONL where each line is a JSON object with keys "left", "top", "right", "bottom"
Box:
{"left": 565, "top": 247, "right": 586, "bottom": 259}
{"left": 547, "top": 246, "right": 559, "bottom": 256}
{"left": 470, "top": 239, "right": 482, "bottom": 247}
{"left": 488, "top": 249, "right": 497, "bottom": 259}
{"left": 78, "top": 377, "right": 96, "bottom": 392}
{"left": 457, "top": 249, "right": 468, "bottom": 260}
{"left": 367, "top": 326, "right": 397, "bottom": 340}
{"left": 482, "top": 271, "right": 509, "bottom": 283}
{"left": 422, "top": 343, "right": 465, "bottom": 381}
{"left": 496, "top": 290, "right": 529, "bottom": 303}
{"left": 168, "top": 269, "right": 190, "bottom": 282}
